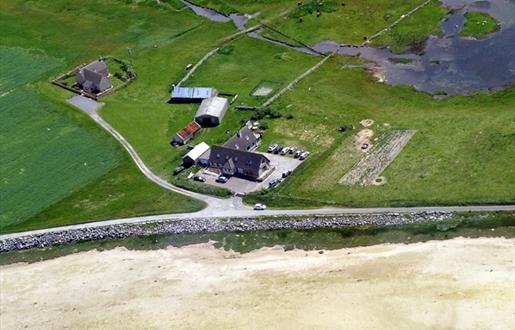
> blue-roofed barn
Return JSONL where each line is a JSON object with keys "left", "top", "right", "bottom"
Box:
{"left": 170, "top": 86, "right": 217, "bottom": 103}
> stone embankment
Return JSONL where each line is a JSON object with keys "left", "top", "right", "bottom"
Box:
{"left": 0, "top": 212, "right": 452, "bottom": 252}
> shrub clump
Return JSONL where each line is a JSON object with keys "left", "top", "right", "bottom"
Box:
{"left": 251, "top": 107, "right": 282, "bottom": 120}
{"left": 291, "top": 0, "right": 337, "bottom": 18}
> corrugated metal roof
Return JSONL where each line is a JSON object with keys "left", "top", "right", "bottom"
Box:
{"left": 183, "top": 142, "right": 210, "bottom": 161}
{"left": 195, "top": 96, "right": 228, "bottom": 118}
{"left": 171, "top": 87, "right": 216, "bottom": 99}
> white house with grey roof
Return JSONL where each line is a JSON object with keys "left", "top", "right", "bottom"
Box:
{"left": 182, "top": 142, "right": 210, "bottom": 166}
{"left": 194, "top": 96, "right": 229, "bottom": 127}
{"left": 76, "top": 59, "right": 112, "bottom": 94}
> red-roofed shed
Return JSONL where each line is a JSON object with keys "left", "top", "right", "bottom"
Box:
{"left": 171, "top": 121, "right": 201, "bottom": 145}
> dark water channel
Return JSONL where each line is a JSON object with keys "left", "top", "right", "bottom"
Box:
{"left": 181, "top": 0, "right": 515, "bottom": 96}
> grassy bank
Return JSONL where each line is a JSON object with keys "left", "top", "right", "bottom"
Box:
{"left": 262, "top": 0, "right": 428, "bottom": 45}
{"left": 1, "top": 211, "right": 513, "bottom": 265}
{"left": 461, "top": 11, "right": 500, "bottom": 39}
{"left": 371, "top": 0, "right": 448, "bottom": 53}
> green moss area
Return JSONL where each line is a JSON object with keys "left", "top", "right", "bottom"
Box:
{"left": 371, "top": 0, "right": 448, "bottom": 53}
{"left": 460, "top": 11, "right": 500, "bottom": 39}
{"left": 245, "top": 58, "right": 515, "bottom": 208}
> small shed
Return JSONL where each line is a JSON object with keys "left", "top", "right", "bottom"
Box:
{"left": 170, "top": 86, "right": 217, "bottom": 103}
{"left": 171, "top": 121, "right": 201, "bottom": 146}
{"left": 182, "top": 142, "right": 210, "bottom": 166}
{"left": 195, "top": 96, "right": 229, "bottom": 127}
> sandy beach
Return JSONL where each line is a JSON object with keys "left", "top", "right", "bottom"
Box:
{"left": 1, "top": 237, "right": 513, "bottom": 329}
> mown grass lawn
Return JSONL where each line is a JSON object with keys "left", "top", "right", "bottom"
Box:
{"left": 460, "top": 11, "right": 500, "bottom": 39}
{"left": 246, "top": 58, "right": 515, "bottom": 208}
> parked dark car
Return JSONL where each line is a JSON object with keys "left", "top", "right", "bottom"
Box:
{"left": 273, "top": 145, "right": 283, "bottom": 154}
{"left": 193, "top": 175, "right": 206, "bottom": 182}
{"left": 282, "top": 170, "right": 292, "bottom": 178}
{"left": 173, "top": 166, "right": 185, "bottom": 175}
{"left": 268, "top": 178, "right": 281, "bottom": 188}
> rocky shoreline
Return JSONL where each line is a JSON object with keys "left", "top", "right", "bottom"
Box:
{"left": 0, "top": 212, "right": 455, "bottom": 253}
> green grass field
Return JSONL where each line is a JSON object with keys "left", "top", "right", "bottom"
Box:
{"left": 246, "top": 59, "right": 515, "bottom": 208}
{"left": 371, "top": 0, "right": 448, "bottom": 53}
{"left": 0, "top": 1, "right": 209, "bottom": 232}
{"left": 262, "top": 0, "right": 428, "bottom": 45}
{"left": 100, "top": 34, "right": 319, "bottom": 179}
{"left": 1, "top": 0, "right": 514, "bottom": 232}
{"left": 460, "top": 11, "right": 500, "bottom": 39}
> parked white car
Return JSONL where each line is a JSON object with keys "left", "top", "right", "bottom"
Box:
{"left": 254, "top": 203, "right": 267, "bottom": 210}
{"left": 299, "top": 151, "right": 310, "bottom": 160}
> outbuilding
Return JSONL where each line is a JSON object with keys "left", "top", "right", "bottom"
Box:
{"left": 171, "top": 121, "right": 201, "bottom": 146}
{"left": 76, "top": 59, "right": 112, "bottom": 94}
{"left": 194, "top": 96, "right": 229, "bottom": 127}
{"left": 170, "top": 86, "right": 217, "bottom": 103}
{"left": 182, "top": 142, "right": 210, "bottom": 166}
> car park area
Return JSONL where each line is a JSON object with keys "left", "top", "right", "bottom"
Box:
{"left": 198, "top": 152, "right": 303, "bottom": 194}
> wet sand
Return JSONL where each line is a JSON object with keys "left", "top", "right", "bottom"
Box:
{"left": 1, "top": 237, "right": 513, "bottom": 329}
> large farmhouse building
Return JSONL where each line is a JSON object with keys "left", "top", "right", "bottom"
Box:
{"left": 170, "top": 86, "right": 217, "bottom": 103}
{"left": 194, "top": 96, "right": 229, "bottom": 127}
{"left": 76, "top": 59, "right": 112, "bottom": 94}
{"left": 208, "top": 145, "right": 270, "bottom": 181}
{"left": 171, "top": 121, "right": 201, "bottom": 146}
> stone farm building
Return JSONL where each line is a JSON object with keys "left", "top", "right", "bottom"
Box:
{"left": 223, "top": 122, "right": 261, "bottom": 151}
{"left": 170, "top": 86, "right": 217, "bottom": 103}
{"left": 208, "top": 145, "right": 270, "bottom": 181}
{"left": 76, "top": 59, "right": 112, "bottom": 94}
{"left": 195, "top": 96, "right": 229, "bottom": 127}
{"left": 171, "top": 121, "right": 201, "bottom": 146}
{"left": 182, "top": 142, "right": 210, "bottom": 167}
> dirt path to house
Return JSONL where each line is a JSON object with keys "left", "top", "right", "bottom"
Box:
{"left": 341, "top": 130, "right": 416, "bottom": 186}
{"left": 1, "top": 237, "right": 513, "bottom": 330}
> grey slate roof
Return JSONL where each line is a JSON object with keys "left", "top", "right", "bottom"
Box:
{"left": 209, "top": 145, "right": 269, "bottom": 179}
{"left": 223, "top": 123, "right": 260, "bottom": 151}
{"left": 76, "top": 59, "right": 111, "bottom": 93}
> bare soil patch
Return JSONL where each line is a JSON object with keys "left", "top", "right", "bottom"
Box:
{"left": 360, "top": 118, "right": 375, "bottom": 127}
{"left": 355, "top": 128, "right": 374, "bottom": 152}
{"left": 341, "top": 130, "right": 416, "bottom": 186}
{"left": 252, "top": 86, "right": 274, "bottom": 96}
